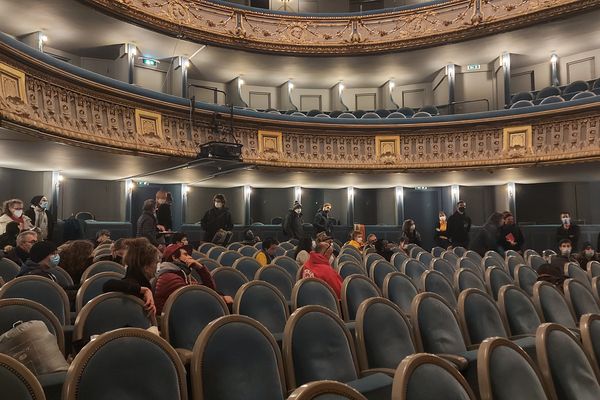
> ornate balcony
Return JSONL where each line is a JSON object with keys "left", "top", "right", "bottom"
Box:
{"left": 79, "top": 0, "right": 600, "bottom": 55}
{"left": 1, "top": 31, "right": 600, "bottom": 172}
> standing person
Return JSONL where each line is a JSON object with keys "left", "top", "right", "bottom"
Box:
{"left": 470, "top": 212, "right": 504, "bottom": 257}
{"left": 294, "top": 237, "right": 313, "bottom": 266}
{"left": 200, "top": 194, "right": 233, "bottom": 243}
{"left": 402, "top": 219, "right": 422, "bottom": 247}
{"left": 24, "top": 195, "right": 53, "bottom": 240}
{"left": 136, "top": 199, "right": 164, "bottom": 247}
{"left": 301, "top": 242, "right": 343, "bottom": 299}
{"left": 556, "top": 212, "right": 580, "bottom": 252}
{"left": 499, "top": 211, "right": 525, "bottom": 253}
{"left": 447, "top": 201, "right": 472, "bottom": 249}
{"left": 283, "top": 201, "right": 304, "bottom": 240}
{"left": 313, "top": 203, "right": 333, "bottom": 237}
{"left": 434, "top": 211, "right": 450, "bottom": 249}
{"left": 155, "top": 190, "right": 173, "bottom": 232}
{"left": 254, "top": 237, "right": 279, "bottom": 267}
{"left": 0, "top": 199, "right": 33, "bottom": 235}
{"left": 103, "top": 237, "right": 158, "bottom": 316}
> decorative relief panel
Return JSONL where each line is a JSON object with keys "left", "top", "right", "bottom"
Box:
{"left": 2, "top": 50, "right": 600, "bottom": 170}
{"left": 80, "top": 0, "right": 600, "bottom": 55}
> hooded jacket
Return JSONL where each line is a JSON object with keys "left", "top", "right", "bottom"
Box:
{"left": 154, "top": 261, "right": 216, "bottom": 314}
{"left": 283, "top": 208, "right": 304, "bottom": 239}
{"left": 301, "top": 252, "right": 343, "bottom": 299}
{"left": 17, "top": 259, "right": 57, "bottom": 282}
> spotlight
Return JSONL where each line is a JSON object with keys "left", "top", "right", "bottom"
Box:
{"left": 40, "top": 34, "right": 48, "bottom": 43}
{"left": 550, "top": 53, "right": 558, "bottom": 63}
{"left": 239, "top": 78, "right": 245, "bottom": 85}
{"left": 183, "top": 60, "right": 190, "bottom": 68}
{"left": 57, "top": 175, "right": 64, "bottom": 182}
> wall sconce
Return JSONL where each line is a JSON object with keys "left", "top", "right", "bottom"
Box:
{"left": 395, "top": 186, "right": 404, "bottom": 201}
{"left": 244, "top": 185, "right": 252, "bottom": 198}
{"left": 126, "top": 180, "right": 135, "bottom": 192}
{"left": 294, "top": 186, "right": 302, "bottom": 201}
{"left": 451, "top": 185, "right": 460, "bottom": 203}
{"left": 446, "top": 64, "right": 456, "bottom": 80}
{"left": 347, "top": 187, "right": 355, "bottom": 198}
{"left": 507, "top": 182, "right": 515, "bottom": 198}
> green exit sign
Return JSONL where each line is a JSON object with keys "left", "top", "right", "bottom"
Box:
{"left": 467, "top": 64, "right": 481, "bottom": 71}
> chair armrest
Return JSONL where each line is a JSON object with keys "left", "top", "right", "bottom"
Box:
{"left": 175, "top": 348, "right": 192, "bottom": 366}
{"left": 509, "top": 334, "right": 534, "bottom": 340}
{"left": 436, "top": 354, "right": 468, "bottom": 370}
{"left": 360, "top": 368, "right": 396, "bottom": 377}
{"left": 466, "top": 344, "right": 480, "bottom": 351}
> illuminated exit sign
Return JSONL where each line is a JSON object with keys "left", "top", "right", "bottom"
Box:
{"left": 467, "top": 64, "right": 481, "bottom": 71}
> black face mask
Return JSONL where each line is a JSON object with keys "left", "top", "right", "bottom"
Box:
{"left": 458, "top": 207, "right": 466, "bottom": 213}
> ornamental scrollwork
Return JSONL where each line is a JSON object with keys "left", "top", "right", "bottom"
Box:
{"left": 79, "top": 0, "right": 600, "bottom": 55}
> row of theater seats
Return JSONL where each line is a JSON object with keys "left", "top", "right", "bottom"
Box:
{"left": 1, "top": 244, "right": 600, "bottom": 398}
{"left": 510, "top": 78, "right": 600, "bottom": 109}
{"left": 236, "top": 105, "right": 441, "bottom": 119}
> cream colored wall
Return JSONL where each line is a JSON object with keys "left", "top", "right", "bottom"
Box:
{"left": 241, "top": 84, "right": 279, "bottom": 109}
{"left": 292, "top": 88, "right": 330, "bottom": 111}
{"left": 188, "top": 79, "right": 227, "bottom": 104}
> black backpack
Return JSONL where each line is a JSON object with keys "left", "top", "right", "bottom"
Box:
{"left": 63, "top": 216, "right": 83, "bottom": 241}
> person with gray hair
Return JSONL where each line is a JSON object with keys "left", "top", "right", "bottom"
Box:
{"left": 3, "top": 230, "right": 38, "bottom": 266}
{"left": 0, "top": 199, "right": 33, "bottom": 235}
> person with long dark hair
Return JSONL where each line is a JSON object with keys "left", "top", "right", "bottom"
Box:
{"left": 294, "top": 237, "right": 313, "bottom": 265}
{"left": 402, "top": 219, "right": 422, "bottom": 247}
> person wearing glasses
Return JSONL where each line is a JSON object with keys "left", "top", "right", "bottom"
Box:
{"left": 3, "top": 230, "right": 38, "bottom": 266}
{"left": 301, "top": 242, "right": 343, "bottom": 298}
{"left": 0, "top": 199, "right": 33, "bottom": 235}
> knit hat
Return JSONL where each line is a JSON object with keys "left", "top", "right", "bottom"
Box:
{"left": 30, "top": 195, "right": 44, "bottom": 206}
{"left": 30, "top": 241, "right": 57, "bottom": 263}
{"left": 323, "top": 203, "right": 332, "bottom": 208}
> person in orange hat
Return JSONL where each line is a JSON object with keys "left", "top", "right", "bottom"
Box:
{"left": 154, "top": 243, "right": 232, "bottom": 314}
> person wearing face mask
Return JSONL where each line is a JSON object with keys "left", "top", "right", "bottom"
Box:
{"left": 0, "top": 199, "right": 33, "bottom": 235}
{"left": 402, "top": 219, "right": 422, "bottom": 247}
{"left": 301, "top": 242, "right": 343, "bottom": 298}
{"left": 447, "top": 200, "right": 472, "bottom": 249}
{"left": 550, "top": 239, "right": 577, "bottom": 270}
{"left": 136, "top": 199, "right": 165, "bottom": 247}
{"left": 16, "top": 240, "right": 61, "bottom": 282}
{"left": 434, "top": 211, "right": 450, "bottom": 249}
{"left": 556, "top": 212, "right": 580, "bottom": 252}
{"left": 24, "top": 195, "right": 53, "bottom": 240}
{"left": 313, "top": 203, "right": 334, "bottom": 238}
{"left": 155, "top": 190, "right": 172, "bottom": 232}
{"left": 283, "top": 201, "right": 305, "bottom": 240}
{"left": 103, "top": 237, "right": 158, "bottom": 317}
{"left": 499, "top": 211, "right": 525, "bottom": 253}
{"left": 575, "top": 242, "right": 599, "bottom": 270}
{"left": 345, "top": 230, "right": 364, "bottom": 250}
{"left": 200, "top": 194, "right": 233, "bottom": 243}
{"left": 255, "top": 237, "right": 279, "bottom": 267}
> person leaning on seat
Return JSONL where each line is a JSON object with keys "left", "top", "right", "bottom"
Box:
{"left": 301, "top": 242, "right": 343, "bottom": 299}
{"left": 102, "top": 237, "right": 158, "bottom": 316}
{"left": 255, "top": 237, "right": 279, "bottom": 267}
{"left": 154, "top": 243, "right": 233, "bottom": 314}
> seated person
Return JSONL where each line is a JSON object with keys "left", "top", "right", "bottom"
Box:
{"left": 301, "top": 242, "right": 343, "bottom": 298}
{"left": 0, "top": 221, "right": 20, "bottom": 252}
{"left": 294, "top": 237, "right": 313, "bottom": 266}
{"left": 171, "top": 232, "right": 189, "bottom": 246}
{"left": 556, "top": 212, "right": 579, "bottom": 251}
{"left": 95, "top": 229, "right": 111, "bottom": 248}
{"left": 4, "top": 230, "right": 38, "bottom": 266}
{"left": 59, "top": 239, "right": 94, "bottom": 283}
{"left": 17, "top": 240, "right": 61, "bottom": 281}
{"left": 574, "top": 242, "right": 600, "bottom": 270}
{"left": 103, "top": 237, "right": 158, "bottom": 316}
{"left": 537, "top": 262, "right": 568, "bottom": 292}
{"left": 345, "top": 230, "right": 364, "bottom": 250}
{"left": 374, "top": 239, "right": 394, "bottom": 262}
{"left": 95, "top": 238, "right": 128, "bottom": 265}
{"left": 255, "top": 237, "right": 279, "bottom": 267}
{"left": 154, "top": 243, "right": 233, "bottom": 314}
{"left": 550, "top": 239, "right": 577, "bottom": 270}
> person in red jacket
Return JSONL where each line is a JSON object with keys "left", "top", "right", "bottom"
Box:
{"left": 301, "top": 242, "right": 343, "bottom": 299}
{"left": 154, "top": 243, "right": 233, "bottom": 314}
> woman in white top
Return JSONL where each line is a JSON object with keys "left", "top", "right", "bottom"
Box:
{"left": 294, "top": 237, "right": 314, "bottom": 266}
{"left": 0, "top": 199, "right": 33, "bottom": 235}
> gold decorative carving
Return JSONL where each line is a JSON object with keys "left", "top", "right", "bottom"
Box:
{"left": 79, "top": 0, "right": 600, "bottom": 55}
{"left": 2, "top": 44, "right": 600, "bottom": 170}
{"left": 375, "top": 135, "right": 400, "bottom": 164}
{"left": 503, "top": 125, "right": 532, "bottom": 157}
{"left": 135, "top": 109, "right": 163, "bottom": 146}
{"left": 0, "top": 62, "right": 27, "bottom": 103}
{"left": 257, "top": 130, "right": 283, "bottom": 161}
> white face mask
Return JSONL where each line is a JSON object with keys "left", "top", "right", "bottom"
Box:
{"left": 439, "top": 216, "right": 446, "bottom": 222}
{"left": 410, "top": 225, "right": 416, "bottom": 231}
{"left": 12, "top": 209, "right": 23, "bottom": 218}
{"left": 294, "top": 209, "right": 302, "bottom": 214}
{"left": 561, "top": 247, "right": 571, "bottom": 256}
{"left": 214, "top": 202, "right": 223, "bottom": 208}
{"left": 562, "top": 217, "right": 570, "bottom": 225}
{"left": 157, "top": 199, "right": 166, "bottom": 205}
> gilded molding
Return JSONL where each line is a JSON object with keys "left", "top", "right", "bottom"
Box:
{"left": 79, "top": 0, "right": 600, "bottom": 55}
{"left": 2, "top": 47, "right": 600, "bottom": 171}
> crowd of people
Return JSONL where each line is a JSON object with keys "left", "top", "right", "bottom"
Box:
{"left": 1, "top": 189, "right": 598, "bottom": 318}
